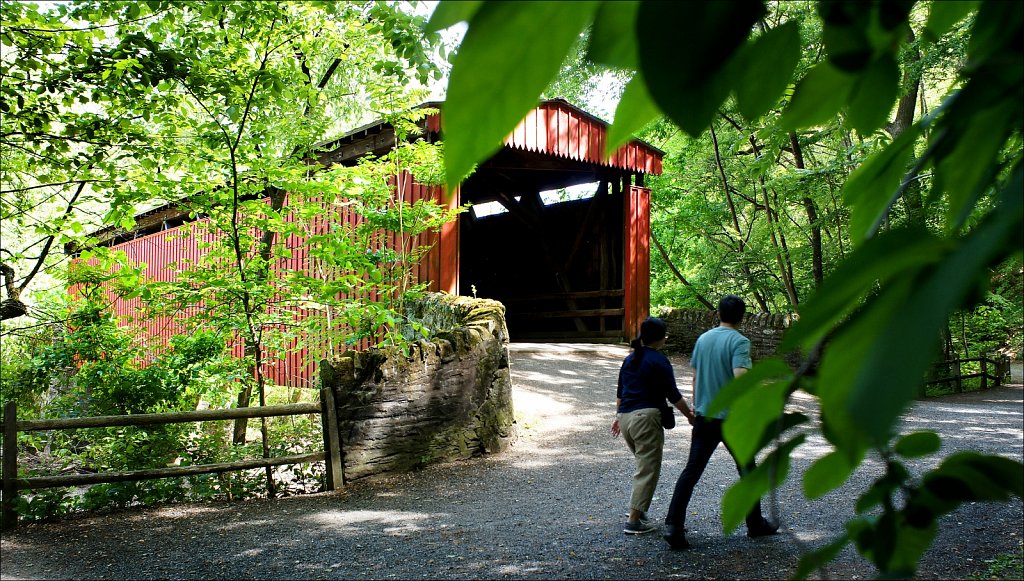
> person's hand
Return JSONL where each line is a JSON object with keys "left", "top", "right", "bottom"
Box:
{"left": 682, "top": 407, "right": 696, "bottom": 426}
{"left": 611, "top": 418, "right": 621, "bottom": 437}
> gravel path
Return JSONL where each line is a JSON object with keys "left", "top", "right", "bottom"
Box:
{"left": 2, "top": 343, "right": 1021, "bottom": 580}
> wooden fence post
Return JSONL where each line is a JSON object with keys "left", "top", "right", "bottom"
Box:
{"left": 955, "top": 359, "right": 963, "bottom": 393}
{"left": 981, "top": 358, "right": 989, "bottom": 390}
{"left": 2, "top": 401, "right": 18, "bottom": 531}
{"left": 320, "top": 387, "right": 344, "bottom": 490}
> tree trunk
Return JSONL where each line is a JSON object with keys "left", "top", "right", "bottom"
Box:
{"left": 886, "top": 29, "right": 924, "bottom": 227}
{"left": 789, "top": 132, "right": 824, "bottom": 287}
{"left": 232, "top": 185, "right": 287, "bottom": 444}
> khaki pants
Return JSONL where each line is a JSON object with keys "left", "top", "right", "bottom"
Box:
{"left": 619, "top": 407, "right": 664, "bottom": 513}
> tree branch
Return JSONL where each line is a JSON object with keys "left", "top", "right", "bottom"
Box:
{"left": 651, "top": 233, "right": 715, "bottom": 309}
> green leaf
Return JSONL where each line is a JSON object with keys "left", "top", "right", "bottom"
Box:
{"left": 926, "top": 452, "right": 1024, "bottom": 501}
{"left": 856, "top": 480, "right": 891, "bottom": 513}
{"left": 841, "top": 125, "right": 920, "bottom": 242}
{"left": 933, "top": 101, "right": 1015, "bottom": 232}
{"left": 721, "top": 434, "right": 805, "bottom": 533}
{"left": 587, "top": 1, "right": 639, "bottom": 69}
{"left": 606, "top": 72, "right": 659, "bottom": 154}
{"left": 756, "top": 411, "right": 810, "bottom": 451}
{"left": 819, "top": 166, "right": 1023, "bottom": 449}
{"left": 845, "top": 55, "right": 899, "bottom": 135}
{"left": 425, "top": 0, "right": 483, "bottom": 33}
{"left": 722, "top": 380, "right": 791, "bottom": 466}
{"left": 793, "top": 534, "right": 850, "bottom": 580}
{"left": 781, "top": 228, "right": 947, "bottom": 351}
{"left": 804, "top": 449, "right": 860, "bottom": 499}
{"left": 707, "top": 358, "right": 792, "bottom": 417}
{"left": 781, "top": 62, "right": 857, "bottom": 130}
{"left": 924, "top": 1, "right": 978, "bottom": 41}
{"left": 442, "top": 1, "right": 600, "bottom": 189}
{"left": 894, "top": 431, "right": 942, "bottom": 459}
{"left": 734, "top": 21, "right": 801, "bottom": 122}
{"left": 636, "top": 0, "right": 763, "bottom": 137}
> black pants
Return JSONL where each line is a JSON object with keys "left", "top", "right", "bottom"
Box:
{"left": 665, "top": 415, "right": 767, "bottom": 530}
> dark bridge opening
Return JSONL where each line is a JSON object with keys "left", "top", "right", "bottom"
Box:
{"left": 458, "top": 145, "right": 641, "bottom": 343}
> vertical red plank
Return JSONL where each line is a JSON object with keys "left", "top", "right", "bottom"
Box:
{"left": 557, "top": 107, "right": 570, "bottom": 158}
{"left": 635, "top": 186, "right": 651, "bottom": 328}
{"left": 567, "top": 109, "right": 580, "bottom": 160}
{"left": 525, "top": 108, "right": 538, "bottom": 152}
{"left": 623, "top": 180, "right": 635, "bottom": 340}
{"left": 438, "top": 185, "right": 460, "bottom": 294}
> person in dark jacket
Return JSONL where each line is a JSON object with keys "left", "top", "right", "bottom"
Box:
{"left": 612, "top": 317, "right": 695, "bottom": 535}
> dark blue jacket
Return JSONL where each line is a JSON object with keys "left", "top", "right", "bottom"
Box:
{"left": 616, "top": 347, "right": 683, "bottom": 413}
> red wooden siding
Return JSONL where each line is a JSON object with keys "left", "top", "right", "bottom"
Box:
{"left": 105, "top": 174, "right": 444, "bottom": 388}
{"left": 623, "top": 186, "right": 651, "bottom": 340}
{"left": 438, "top": 185, "right": 460, "bottom": 294}
{"left": 502, "top": 99, "right": 663, "bottom": 175}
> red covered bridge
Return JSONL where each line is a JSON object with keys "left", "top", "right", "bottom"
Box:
{"left": 90, "top": 99, "right": 663, "bottom": 386}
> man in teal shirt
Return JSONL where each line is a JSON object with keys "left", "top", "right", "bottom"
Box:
{"left": 663, "top": 295, "right": 779, "bottom": 550}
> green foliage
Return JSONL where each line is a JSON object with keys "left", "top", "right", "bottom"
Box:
{"left": 433, "top": 0, "right": 1023, "bottom": 577}
{"left": 969, "top": 548, "right": 1024, "bottom": 581}
{"left": 4, "top": 304, "right": 325, "bottom": 520}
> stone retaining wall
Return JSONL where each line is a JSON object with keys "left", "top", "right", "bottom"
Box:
{"left": 657, "top": 307, "right": 798, "bottom": 363}
{"left": 319, "top": 294, "right": 516, "bottom": 482}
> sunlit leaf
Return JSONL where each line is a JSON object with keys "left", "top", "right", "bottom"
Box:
{"left": 721, "top": 434, "right": 805, "bottom": 533}
{"left": 721, "top": 380, "right": 791, "bottom": 466}
{"left": 781, "top": 62, "right": 857, "bottom": 130}
{"left": 424, "top": 0, "right": 483, "bottom": 33}
{"left": 894, "top": 431, "right": 941, "bottom": 459}
{"left": 708, "top": 358, "right": 792, "bottom": 417}
{"left": 841, "top": 125, "right": 920, "bottom": 242}
{"left": 606, "top": 73, "right": 659, "bottom": 155}
{"left": 804, "top": 449, "right": 861, "bottom": 499}
{"left": 845, "top": 55, "right": 899, "bottom": 135}
{"left": 734, "top": 21, "right": 801, "bottom": 122}
{"left": 587, "top": 0, "right": 639, "bottom": 69}
{"left": 924, "top": 1, "right": 978, "bottom": 41}
{"left": 442, "top": 1, "right": 599, "bottom": 188}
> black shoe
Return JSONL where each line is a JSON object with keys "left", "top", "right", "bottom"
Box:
{"left": 663, "top": 525, "right": 691, "bottom": 550}
{"left": 747, "top": 519, "right": 779, "bottom": 538}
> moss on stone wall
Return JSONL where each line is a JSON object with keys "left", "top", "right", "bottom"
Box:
{"left": 320, "top": 293, "right": 516, "bottom": 483}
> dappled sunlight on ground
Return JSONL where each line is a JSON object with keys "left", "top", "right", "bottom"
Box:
{"left": 305, "top": 509, "right": 443, "bottom": 535}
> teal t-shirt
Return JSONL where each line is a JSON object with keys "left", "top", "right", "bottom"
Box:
{"left": 690, "top": 326, "right": 752, "bottom": 419}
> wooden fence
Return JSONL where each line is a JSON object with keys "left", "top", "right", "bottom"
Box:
{"left": 1, "top": 387, "right": 342, "bottom": 531}
{"left": 925, "top": 355, "right": 1010, "bottom": 392}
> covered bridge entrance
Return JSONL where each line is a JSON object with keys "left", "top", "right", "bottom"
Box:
{"left": 453, "top": 100, "right": 662, "bottom": 342}
{"left": 319, "top": 98, "right": 663, "bottom": 342}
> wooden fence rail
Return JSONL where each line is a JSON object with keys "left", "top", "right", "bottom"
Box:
{"left": 1, "top": 387, "right": 342, "bottom": 531}
{"left": 925, "top": 355, "right": 1009, "bottom": 393}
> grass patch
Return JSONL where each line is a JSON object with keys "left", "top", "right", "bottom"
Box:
{"left": 969, "top": 547, "right": 1024, "bottom": 580}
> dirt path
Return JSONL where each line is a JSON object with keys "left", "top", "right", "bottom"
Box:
{"left": 1, "top": 343, "right": 1021, "bottom": 580}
